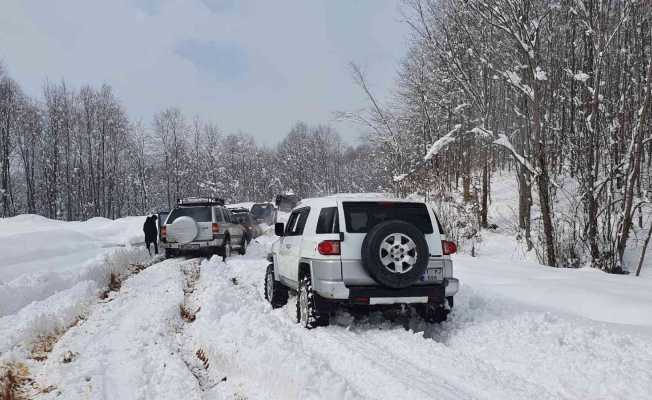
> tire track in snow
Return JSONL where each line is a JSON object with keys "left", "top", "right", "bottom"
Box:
{"left": 186, "top": 254, "right": 369, "bottom": 400}
{"left": 176, "top": 258, "right": 230, "bottom": 398}
{"left": 32, "top": 257, "right": 204, "bottom": 400}
{"left": 192, "top": 253, "right": 477, "bottom": 400}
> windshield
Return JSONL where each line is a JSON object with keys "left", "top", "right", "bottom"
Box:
{"left": 166, "top": 207, "right": 212, "bottom": 224}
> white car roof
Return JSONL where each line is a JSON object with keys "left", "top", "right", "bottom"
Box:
{"left": 296, "top": 194, "right": 425, "bottom": 209}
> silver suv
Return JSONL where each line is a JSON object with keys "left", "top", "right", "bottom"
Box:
{"left": 265, "top": 196, "right": 459, "bottom": 328}
{"left": 161, "top": 198, "right": 246, "bottom": 258}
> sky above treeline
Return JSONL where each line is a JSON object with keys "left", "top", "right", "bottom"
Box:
{"left": 0, "top": 0, "right": 409, "bottom": 144}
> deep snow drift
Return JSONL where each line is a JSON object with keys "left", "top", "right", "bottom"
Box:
{"left": 0, "top": 215, "right": 150, "bottom": 360}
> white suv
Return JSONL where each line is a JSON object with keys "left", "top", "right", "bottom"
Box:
{"left": 161, "top": 198, "right": 246, "bottom": 258}
{"left": 265, "top": 196, "right": 459, "bottom": 328}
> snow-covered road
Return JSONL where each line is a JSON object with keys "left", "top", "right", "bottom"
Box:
{"left": 17, "top": 236, "right": 649, "bottom": 400}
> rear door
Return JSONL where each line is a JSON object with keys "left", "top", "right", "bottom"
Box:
{"left": 224, "top": 209, "right": 244, "bottom": 243}
{"left": 194, "top": 207, "right": 213, "bottom": 241}
{"left": 338, "top": 201, "right": 439, "bottom": 285}
{"left": 166, "top": 207, "right": 213, "bottom": 243}
{"left": 278, "top": 207, "right": 310, "bottom": 285}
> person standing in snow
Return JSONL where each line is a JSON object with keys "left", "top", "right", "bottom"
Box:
{"left": 143, "top": 214, "right": 158, "bottom": 255}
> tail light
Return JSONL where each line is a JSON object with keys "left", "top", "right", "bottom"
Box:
{"left": 161, "top": 226, "right": 167, "bottom": 238}
{"left": 442, "top": 240, "right": 457, "bottom": 255}
{"left": 212, "top": 223, "right": 220, "bottom": 236}
{"left": 318, "top": 240, "right": 341, "bottom": 255}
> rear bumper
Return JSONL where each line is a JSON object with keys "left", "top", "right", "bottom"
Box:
{"left": 161, "top": 238, "right": 223, "bottom": 249}
{"left": 312, "top": 278, "right": 459, "bottom": 303}
{"left": 346, "top": 284, "right": 445, "bottom": 304}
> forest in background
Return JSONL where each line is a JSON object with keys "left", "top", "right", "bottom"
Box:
{"left": 1, "top": 0, "right": 651, "bottom": 274}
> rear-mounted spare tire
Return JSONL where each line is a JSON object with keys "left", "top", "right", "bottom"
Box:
{"left": 168, "top": 216, "right": 198, "bottom": 244}
{"left": 361, "top": 220, "right": 429, "bottom": 289}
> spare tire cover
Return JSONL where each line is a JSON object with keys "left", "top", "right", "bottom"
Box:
{"left": 361, "top": 220, "right": 429, "bottom": 289}
{"left": 168, "top": 216, "right": 198, "bottom": 244}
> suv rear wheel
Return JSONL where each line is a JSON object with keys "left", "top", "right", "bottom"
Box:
{"left": 361, "top": 220, "right": 429, "bottom": 289}
{"left": 414, "top": 303, "right": 449, "bottom": 323}
{"left": 296, "top": 274, "right": 329, "bottom": 329}
{"left": 221, "top": 237, "right": 231, "bottom": 261}
{"left": 264, "top": 264, "right": 288, "bottom": 308}
{"left": 239, "top": 237, "right": 247, "bottom": 255}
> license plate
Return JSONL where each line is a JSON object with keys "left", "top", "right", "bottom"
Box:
{"left": 424, "top": 268, "right": 443, "bottom": 281}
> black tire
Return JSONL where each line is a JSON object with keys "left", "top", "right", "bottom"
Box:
{"left": 361, "top": 220, "right": 429, "bottom": 289}
{"left": 239, "top": 236, "right": 247, "bottom": 255}
{"left": 164, "top": 248, "right": 174, "bottom": 259}
{"left": 264, "top": 264, "right": 288, "bottom": 308}
{"left": 221, "top": 236, "right": 231, "bottom": 261}
{"left": 415, "top": 303, "right": 449, "bottom": 323}
{"left": 296, "top": 274, "right": 329, "bottom": 329}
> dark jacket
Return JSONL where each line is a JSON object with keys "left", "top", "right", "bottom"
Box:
{"left": 143, "top": 215, "right": 158, "bottom": 242}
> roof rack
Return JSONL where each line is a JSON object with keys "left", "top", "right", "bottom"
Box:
{"left": 228, "top": 207, "right": 250, "bottom": 213}
{"left": 177, "top": 197, "right": 225, "bottom": 206}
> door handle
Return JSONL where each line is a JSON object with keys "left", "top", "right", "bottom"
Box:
{"left": 285, "top": 244, "right": 291, "bottom": 249}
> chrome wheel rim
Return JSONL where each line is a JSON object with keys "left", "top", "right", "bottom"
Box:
{"left": 379, "top": 233, "right": 418, "bottom": 274}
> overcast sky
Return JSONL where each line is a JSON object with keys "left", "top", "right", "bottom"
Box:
{"left": 0, "top": 0, "right": 409, "bottom": 145}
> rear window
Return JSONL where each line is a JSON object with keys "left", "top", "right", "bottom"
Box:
{"left": 251, "top": 204, "right": 272, "bottom": 218}
{"left": 166, "top": 207, "right": 212, "bottom": 224}
{"left": 232, "top": 212, "right": 250, "bottom": 224}
{"left": 431, "top": 208, "right": 445, "bottom": 234}
{"left": 316, "top": 207, "right": 339, "bottom": 234}
{"left": 342, "top": 202, "right": 433, "bottom": 234}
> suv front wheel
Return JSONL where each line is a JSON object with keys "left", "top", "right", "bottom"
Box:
{"left": 296, "top": 274, "right": 329, "bottom": 329}
{"left": 264, "top": 264, "right": 288, "bottom": 308}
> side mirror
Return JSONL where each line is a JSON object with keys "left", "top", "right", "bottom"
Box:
{"left": 275, "top": 223, "right": 285, "bottom": 237}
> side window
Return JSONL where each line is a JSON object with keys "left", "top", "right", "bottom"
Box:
{"left": 295, "top": 208, "right": 310, "bottom": 235}
{"left": 286, "top": 207, "right": 310, "bottom": 236}
{"left": 213, "top": 208, "right": 222, "bottom": 222}
{"left": 316, "top": 207, "right": 339, "bottom": 234}
{"left": 225, "top": 210, "right": 232, "bottom": 223}
{"left": 285, "top": 211, "right": 300, "bottom": 235}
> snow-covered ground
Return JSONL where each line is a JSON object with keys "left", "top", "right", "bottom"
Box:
{"left": 0, "top": 215, "right": 150, "bottom": 359}
{"left": 2, "top": 211, "right": 652, "bottom": 399}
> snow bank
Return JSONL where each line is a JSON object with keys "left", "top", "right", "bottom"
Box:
{"left": 0, "top": 247, "right": 150, "bottom": 357}
{"left": 0, "top": 215, "right": 149, "bottom": 317}
{"left": 0, "top": 281, "right": 98, "bottom": 356}
{"left": 35, "top": 259, "right": 200, "bottom": 400}
{"left": 456, "top": 230, "right": 652, "bottom": 328}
